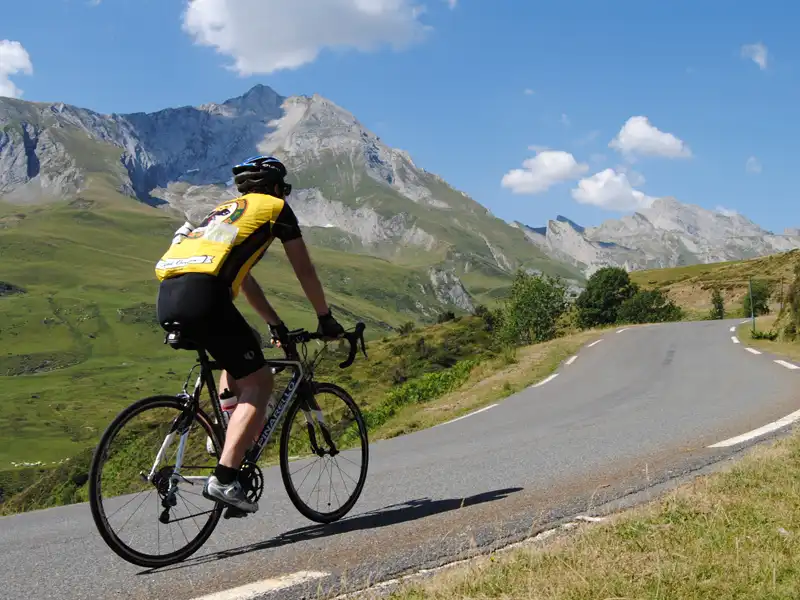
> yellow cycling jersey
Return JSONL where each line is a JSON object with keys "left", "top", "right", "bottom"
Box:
{"left": 155, "top": 192, "right": 302, "bottom": 297}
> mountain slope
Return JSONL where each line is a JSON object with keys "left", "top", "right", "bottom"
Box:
{"left": 515, "top": 198, "right": 800, "bottom": 276}
{"left": 0, "top": 85, "right": 584, "bottom": 311}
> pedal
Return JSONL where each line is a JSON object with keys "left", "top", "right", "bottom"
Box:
{"left": 223, "top": 506, "right": 249, "bottom": 519}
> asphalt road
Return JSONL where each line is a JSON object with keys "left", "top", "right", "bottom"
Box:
{"left": 2, "top": 319, "right": 799, "bottom": 600}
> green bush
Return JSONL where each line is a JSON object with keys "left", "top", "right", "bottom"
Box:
{"left": 709, "top": 287, "right": 725, "bottom": 320}
{"left": 361, "top": 358, "right": 479, "bottom": 430}
{"left": 575, "top": 267, "right": 638, "bottom": 328}
{"left": 618, "top": 289, "right": 683, "bottom": 324}
{"left": 496, "top": 270, "right": 568, "bottom": 346}
{"left": 742, "top": 280, "right": 772, "bottom": 317}
{"left": 752, "top": 329, "right": 779, "bottom": 341}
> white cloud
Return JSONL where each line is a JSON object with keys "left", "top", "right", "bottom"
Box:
{"left": 501, "top": 150, "right": 589, "bottom": 195}
{"left": 571, "top": 168, "right": 654, "bottom": 211}
{"left": 741, "top": 42, "right": 768, "bottom": 70}
{"left": 182, "top": 0, "right": 430, "bottom": 75}
{"left": 609, "top": 116, "right": 692, "bottom": 159}
{"left": 0, "top": 40, "right": 33, "bottom": 99}
{"left": 716, "top": 206, "right": 739, "bottom": 217}
{"left": 523, "top": 88, "right": 535, "bottom": 95}
{"left": 745, "top": 156, "right": 762, "bottom": 174}
{"left": 446, "top": 0, "right": 457, "bottom": 8}
{"left": 560, "top": 113, "right": 571, "bottom": 126}
{"left": 527, "top": 144, "right": 550, "bottom": 152}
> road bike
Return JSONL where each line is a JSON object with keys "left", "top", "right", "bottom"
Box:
{"left": 88, "top": 321, "right": 370, "bottom": 568}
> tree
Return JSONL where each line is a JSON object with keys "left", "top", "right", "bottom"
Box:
{"left": 743, "top": 279, "right": 772, "bottom": 318}
{"left": 575, "top": 266, "right": 639, "bottom": 328}
{"left": 709, "top": 287, "right": 725, "bottom": 320}
{"left": 498, "top": 270, "right": 568, "bottom": 345}
{"left": 618, "top": 289, "right": 683, "bottom": 324}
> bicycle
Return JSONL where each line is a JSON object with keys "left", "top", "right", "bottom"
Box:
{"left": 88, "top": 321, "right": 369, "bottom": 569}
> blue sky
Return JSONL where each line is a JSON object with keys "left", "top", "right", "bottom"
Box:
{"left": 2, "top": 0, "right": 798, "bottom": 231}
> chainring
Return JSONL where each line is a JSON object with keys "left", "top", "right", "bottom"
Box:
{"left": 238, "top": 461, "right": 264, "bottom": 503}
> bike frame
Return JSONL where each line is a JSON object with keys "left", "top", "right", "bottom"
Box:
{"left": 144, "top": 349, "right": 314, "bottom": 492}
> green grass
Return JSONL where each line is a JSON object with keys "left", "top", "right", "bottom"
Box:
{"left": 390, "top": 429, "right": 800, "bottom": 600}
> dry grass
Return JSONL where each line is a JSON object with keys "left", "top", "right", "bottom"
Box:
{"left": 387, "top": 432, "right": 800, "bottom": 599}
{"left": 372, "top": 330, "right": 603, "bottom": 439}
{"left": 631, "top": 250, "right": 800, "bottom": 315}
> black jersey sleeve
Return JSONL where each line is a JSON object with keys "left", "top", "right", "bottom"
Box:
{"left": 273, "top": 201, "right": 303, "bottom": 242}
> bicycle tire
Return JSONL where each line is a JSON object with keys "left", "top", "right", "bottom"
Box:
{"left": 279, "top": 382, "right": 369, "bottom": 524}
{"left": 88, "top": 395, "right": 224, "bottom": 568}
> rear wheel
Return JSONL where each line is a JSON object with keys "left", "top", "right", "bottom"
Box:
{"left": 88, "top": 395, "right": 224, "bottom": 568}
{"left": 279, "top": 382, "right": 369, "bottom": 523}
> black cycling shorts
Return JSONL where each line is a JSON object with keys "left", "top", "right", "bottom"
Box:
{"left": 156, "top": 273, "right": 266, "bottom": 380}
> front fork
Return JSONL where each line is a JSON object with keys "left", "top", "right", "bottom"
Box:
{"left": 298, "top": 383, "right": 338, "bottom": 457}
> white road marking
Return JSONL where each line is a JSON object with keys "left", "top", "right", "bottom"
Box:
{"left": 745, "top": 348, "right": 762, "bottom": 355}
{"left": 190, "top": 571, "right": 329, "bottom": 600}
{"left": 775, "top": 360, "right": 800, "bottom": 370}
{"left": 534, "top": 374, "right": 559, "bottom": 388}
{"left": 565, "top": 355, "right": 578, "bottom": 366}
{"left": 587, "top": 339, "right": 603, "bottom": 348}
{"left": 741, "top": 319, "right": 752, "bottom": 324}
{"left": 575, "top": 515, "right": 607, "bottom": 523}
{"left": 729, "top": 326, "right": 736, "bottom": 332}
{"left": 436, "top": 404, "right": 498, "bottom": 427}
{"left": 709, "top": 408, "right": 800, "bottom": 448}
{"left": 731, "top": 336, "right": 740, "bottom": 344}
{"left": 617, "top": 328, "right": 629, "bottom": 334}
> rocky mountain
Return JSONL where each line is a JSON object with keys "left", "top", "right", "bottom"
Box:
{"left": 514, "top": 197, "right": 800, "bottom": 276}
{"left": 0, "top": 85, "right": 584, "bottom": 313}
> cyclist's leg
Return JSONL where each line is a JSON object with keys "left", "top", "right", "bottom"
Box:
{"left": 200, "top": 302, "right": 273, "bottom": 511}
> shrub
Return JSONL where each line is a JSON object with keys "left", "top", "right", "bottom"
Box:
{"left": 575, "top": 267, "right": 638, "bottom": 328}
{"left": 752, "top": 329, "right": 779, "bottom": 341}
{"left": 617, "top": 289, "right": 683, "bottom": 324}
{"left": 709, "top": 287, "right": 725, "bottom": 320}
{"left": 436, "top": 311, "right": 456, "bottom": 324}
{"left": 742, "top": 279, "right": 772, "bottom": 317}
{"left": 497, "top": 270, "right": 568, "bottom": 345}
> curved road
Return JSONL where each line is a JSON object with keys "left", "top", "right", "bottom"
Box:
{"left": 2, "top": 319, "right": 799, "bottom": 600}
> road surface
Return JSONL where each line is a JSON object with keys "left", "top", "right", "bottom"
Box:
{"left": 2, "top": 319, "right": 799, "bottom": 600}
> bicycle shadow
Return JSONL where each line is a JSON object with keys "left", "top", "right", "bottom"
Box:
{"left": 139, "top": 486, "right": 523, "bottom": 574}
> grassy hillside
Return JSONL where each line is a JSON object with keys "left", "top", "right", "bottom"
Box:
{"left": 630, "top": 250, "right": 800, "bottom": 317}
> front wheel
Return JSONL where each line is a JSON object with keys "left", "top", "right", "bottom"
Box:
{"left": 88, "top": 395, "right": 224, "bottom": 568}
{"left": 279, "top": 382, "right": 369, "bottom": 523}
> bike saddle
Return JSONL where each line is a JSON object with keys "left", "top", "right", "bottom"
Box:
{"left": 162, "top": 322, "right": 201, "bottom": 351}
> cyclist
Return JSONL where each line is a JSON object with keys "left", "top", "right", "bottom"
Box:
{"left": 154, "top": 155, "right": 344, "bottom": 513}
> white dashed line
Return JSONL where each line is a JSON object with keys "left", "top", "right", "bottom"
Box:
{"left": 565, "top": 355, "right": 578, "bottom": 366}
{"left": 741, "top": 319, "right": 752, "bottom": 324}
{"left": 775, "top": 360, "right": 800, "bottom": 370}
{"left": 745, "top": 348, "right": 762, "bottom": 355}
{"left": 709, "top": 408, "right": 800, "bottom": 448}
{"left": 534, "top": 373, "right": 559, "bottom": 388}
{"left": 731, "top": 336, "right": 740, "bottom": 344}
{"left": 436, "top": 404, "right": 498, "bottom": 427}
{"left": 190, "top": 571, "right": 329, "bottom": 600}
{"left": 617, "top": 328, "right": 629, "bottom": 334}
{"left": 729, "top": 326, "right": 736, "bottom": 332}
{"left": 587, "top": 339, "right": 603, "bottom": 348}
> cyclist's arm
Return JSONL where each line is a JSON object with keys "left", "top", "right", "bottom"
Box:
{"left": 241, "top": 273, "right": 281, "bottom": 326}
{"left": 273, "top": 203, "right": 330, "bottom": 317}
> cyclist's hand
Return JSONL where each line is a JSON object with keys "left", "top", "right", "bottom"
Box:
{"left": 269, "top": 321, "right": 289, "bottom": 348}
{"left": 317, "top": 311, "right": 344, "bottom": 340}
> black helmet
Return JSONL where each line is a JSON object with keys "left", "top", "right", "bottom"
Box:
{"left": 231, "top": 155, "right": 292, "bottom": 196}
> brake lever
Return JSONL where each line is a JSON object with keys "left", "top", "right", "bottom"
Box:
{"left": 338, "top": 322, "right": 367, "bottom": 369}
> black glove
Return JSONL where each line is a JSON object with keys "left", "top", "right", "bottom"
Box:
{"left": 269, "top": 321, "right": 289, "bottom": 347}
{"left": 317, "top": 311, "right": 344, "bottom": 339}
